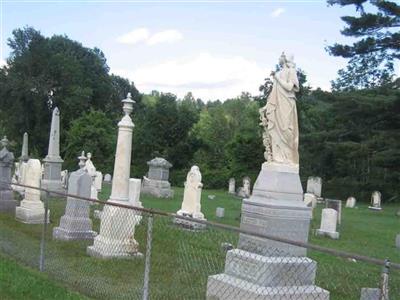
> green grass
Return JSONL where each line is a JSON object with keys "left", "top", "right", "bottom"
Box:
{"left": 0, "top": 254, "right": 86, "bottom": 300}
{"left": 0, "top": 185, "right": 399, "bottom": 299}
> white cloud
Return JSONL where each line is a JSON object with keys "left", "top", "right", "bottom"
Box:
{"left": 116, "top": 28, "right": 150, "bottom": 45}
{"left": 270, "top": 8, "right": 285, "bottom": 18}
{"left": 112, "top": 53, "right": 269, "bottom": 100}
{"left": 147, "top": 30, "right": 183, "bottom": 46}
{"left": 116, "top": 28, "right": 183, "bottom": 46}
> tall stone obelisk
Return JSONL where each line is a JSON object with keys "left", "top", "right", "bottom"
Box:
{"left": 20, "top": 132, "right": 29, "bottom": 162}
{"left": 42, "top": 107, "right": 64, "bottom": 194}
{"left": 87, "top": 93, "right": 141, "bottom": 258}
{"left": 0, "top": 137, "right": 17, "bottom": 213}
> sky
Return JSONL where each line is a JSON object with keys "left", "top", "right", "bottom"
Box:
{"left": 0, "top": 0, "right": 376, "bottom": 101}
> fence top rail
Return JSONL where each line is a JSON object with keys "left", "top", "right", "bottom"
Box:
{"left": 5, "top": 180, "right": 400, "bottom": 270}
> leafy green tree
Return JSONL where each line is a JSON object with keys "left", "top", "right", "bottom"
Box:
{"left": 0, "top": 26, "right": 139, "bottom": 157}
{"left": 64, "top": 110, "right": 116, "bottom": 173}
{"left": 327, "top": 0, "right": 399, "bottom": 90}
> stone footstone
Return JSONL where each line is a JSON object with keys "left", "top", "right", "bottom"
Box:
{"left": 360, "top": 288, "right": 381, "bottom": 300}
{"left": 216, "top": 207, "right": 225, "bottom": 218}
{"left": 53, "top": 152, "right": 97, "bottom": 241}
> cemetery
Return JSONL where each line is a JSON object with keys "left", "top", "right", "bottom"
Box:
{"left": 0, "top": 0, "right": 400, "bottom": 299}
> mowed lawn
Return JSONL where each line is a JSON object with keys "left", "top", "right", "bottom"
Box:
{"left": 0, "top": 184, "right": 399, "bottom": 299}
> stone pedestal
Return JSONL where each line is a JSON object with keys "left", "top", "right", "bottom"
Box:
{"left": 87, "top": 205, "right": 142, "bottom": 258}
{"left": 42, "top": 107, "right": 65, "bottom": 194}
{"left": 141, "top": 157, "right": 173, "bottom": 198}
{"left": 238, "top": 163, "right": 311, "bottom": 257}
{"left": 0, "top": 137, "right": 17, "bottom": 213}
{"left": 16, "top": 159, "right": 49, "bottom": 224}
{"left": 53, "top": 154, "right": 97, "bottom": 241}
{"left": 207, "top": 163, "right": 329, "bottom": 299}
{"left": 87, "top": 93, "right": 141, "bottom": 259}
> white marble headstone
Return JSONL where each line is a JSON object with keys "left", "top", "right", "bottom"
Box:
{"left": 316, "top": 208, "right": 339, "bottom": 239}
{"left": 306, "top": 176, "right": 322, "bottom": 197}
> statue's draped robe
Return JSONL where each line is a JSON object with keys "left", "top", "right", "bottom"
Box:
{"left": 181, "top": 170, "right": 202, "bottom": 215}
{"left": 265, "top": 66, "right": 300, "bottom": 165}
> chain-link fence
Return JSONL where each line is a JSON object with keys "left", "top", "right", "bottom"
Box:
{"left": 0, "top": 181, "right": 399, "bottom": 300}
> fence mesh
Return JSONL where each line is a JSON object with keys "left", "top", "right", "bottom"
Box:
{"left": 0, "top": 181, "right": 399, "bottom": 300}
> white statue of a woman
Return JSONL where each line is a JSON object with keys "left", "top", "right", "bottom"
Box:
{"left": 260, "top": 52, "right": 300, "bottom": 166}
{"left": 178, "top": 166, "right": 205, "bottom": 219}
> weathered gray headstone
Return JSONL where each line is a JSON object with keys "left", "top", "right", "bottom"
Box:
{"left": 316, "top": 208, "right": 339, "bottom": 239}
{"left": 396, "top": 234, "right": 400, "bottom": 249}
{"left": 53, "top": 151, "right": 96, "bottom": 240}
{"left": 216, "top": 207, "right": 225, "bottom": 218}
{"left": 41, "top": 107, "right": 65, "bottom": 194}
{"left": 360, "top": 288, "right": 381, "bottom": 300}
{"left": 141, "top": 157, "right": 173, "bottom": 198}
{"left": 326, "top": 199, "right": 342, "bottom": 225}
{"left": 228, "top": 178, "right": 235, "bottom": 194}
{"left": 0, "top": 136, "right": 17, "bottom": 213}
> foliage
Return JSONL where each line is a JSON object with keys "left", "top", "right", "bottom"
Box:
{"left": 327, "top": 0, "right": 399, "bottom": 90}
{"left": 0, "top": 26, "right": 139, "bottom": 158}
{"left": 64, "top": 110, "right": 117, "bottom": 173}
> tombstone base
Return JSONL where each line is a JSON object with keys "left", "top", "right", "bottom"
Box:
{"left": 87, "top": 235, "right": 142, "bottom": 259}
{"left": 238, "top": 163, "right": 311, "bottom": 257}
{"left": 316, "top": 229, "right": 339, "bottom": 240}
{"left": 368, "top": 206, "right": 382, "bottom": 211}
{"left": 141, "top": 179, "right": 174, "bottom": 198}
{"left": 206, "top": 249, "right": 329, "bottom": 300}
{"left": 53, "top": 226, "right": 97, "bottom": 241}
{"left": 0, "top": 195, "right": 17, "bottom": 213}
{"left": 15, "top": 206, "right": 49, "bottom": 224}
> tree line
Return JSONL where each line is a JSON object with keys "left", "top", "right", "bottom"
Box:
{"left": 0, "top": 0, "right": 399, "bottom": 202}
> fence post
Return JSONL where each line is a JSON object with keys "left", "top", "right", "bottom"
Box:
{"left": 380, "top": 259, "right": 390, "bottom": 300}
{"left": 39, "top": 191, "right": 49, "bottom": 272}
{"left": 142, "top": 214, "right": 153, "bottom": 300}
